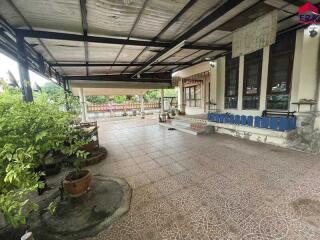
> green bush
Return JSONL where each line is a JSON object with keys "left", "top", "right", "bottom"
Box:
{"left": 0, "top": 86, "right": 86, "bottom": 227}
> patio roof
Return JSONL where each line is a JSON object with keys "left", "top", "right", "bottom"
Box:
{"left": 71, "top": 87, "right": 148, "bottom": 96}
{"left": 0, "top": 0, "right": 317, "bottom": 89}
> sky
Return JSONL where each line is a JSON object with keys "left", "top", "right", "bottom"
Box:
{"left": 0, "top": 52, "right": 50, "bottom": 87}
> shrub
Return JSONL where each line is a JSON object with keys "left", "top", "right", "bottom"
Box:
{"left": 0, "top": 86, "right": 86, "bottom": 227}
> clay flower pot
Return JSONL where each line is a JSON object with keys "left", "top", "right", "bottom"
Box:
{"left": 82, "top": 140, "right": 98, "bottom": 153}
{"left": 63, "top": 170, "right": 92, "bottom": 197}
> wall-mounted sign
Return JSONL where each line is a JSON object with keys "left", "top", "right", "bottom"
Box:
{"left": 184, "top": 79, "right": 203, "bottom": 85}
{"left": 298, "top": 2, "right": 320, "bottom": 24}
{"left": 232, "top": 10, "right": 277, "bottom": 58}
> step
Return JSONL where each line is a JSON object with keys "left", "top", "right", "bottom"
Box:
{"left": 171, "top": 119, "right": 192, "bottom": 128}
{"left": 159, "top": 121, "right": 213, "bottom": 136}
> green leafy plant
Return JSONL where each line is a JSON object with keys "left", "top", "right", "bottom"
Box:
{"left": 0, "top": 85, "right": 87, "bottom": 227}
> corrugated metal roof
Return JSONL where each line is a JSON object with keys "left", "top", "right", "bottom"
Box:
{"left": 89, "top": 65, "right": 125, "bottom": 75}
{"left": 0, "top": 0, "right": 82, "bottom": 33}
{"left": 0, "top": 0, "right": 304, "bottom": 79}
{"left": 88, "top": 42, "right": 122, "bottom": 61}
{"left": 87, "top": 0, "right": 145, "bottom": 37}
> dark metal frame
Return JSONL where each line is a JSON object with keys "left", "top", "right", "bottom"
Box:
{"left": 132, "top": 0, "right": 244, "bottom": 77}
{"left": 17, "top": 29, "right": 229, "bottom": 51}
{"left": 64, "top": 72, "right": 171, "bottom": 82}
{"left": 121, "top": 0, "right": 200, "bottom": 74}
{"left": 51, "top": 62, "right": 192, "bottom": 67}
{"left": 80, "top": 0, "right": 89, "bottom": 76}
{"left": 0, "top": 16, "right": 63, "bottom": 85}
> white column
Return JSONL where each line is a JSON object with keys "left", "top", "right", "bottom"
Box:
{"left": 259, "top": 46, "right": 270, "bottom": 112}
{"left": 79, "top": 88, "right": 87, "bottom": 122}
{"left": 203, "top": 77, "right": 207, "bottom": 113}
{"left": 237, "top": 55, "right": 244, "bottom": 111}
{"left": 160, "top": 89, "right": 165, "bottom": 115}
{"left": 209, "top": 62, "right": 217, "bottom": 111}
{"left": 217, "top": 57, "right": 226, "bottom": 111}
{"left": 140, "top": 94, "right": 145, "bottom": 119}
{"left": 181, "top": 79, "right": 186, "bottom": 113}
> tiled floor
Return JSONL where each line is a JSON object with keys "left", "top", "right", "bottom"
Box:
{"left": 86, "top": 117, "right": 320, "bottom": 240}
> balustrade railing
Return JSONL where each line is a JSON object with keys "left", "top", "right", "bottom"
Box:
{"left": 87, "top": 102, "right": 160, "bottom": 112}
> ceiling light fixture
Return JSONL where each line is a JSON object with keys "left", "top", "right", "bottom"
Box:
{"left": 308, "top": 24, "right": 319, "bottom": 38}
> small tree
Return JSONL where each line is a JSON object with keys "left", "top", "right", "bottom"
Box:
{"left": 86, "top": 95, "right": 109, "bottom": 104}
{"left": 112, "top": 95, "right": 127, "bottom": 104}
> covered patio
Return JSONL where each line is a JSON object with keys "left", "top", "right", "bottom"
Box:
{"left": 0, "top": 0, "right": 320, "bottom": 239}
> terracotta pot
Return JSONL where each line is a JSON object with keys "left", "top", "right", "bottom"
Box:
{"left": 63, "top": 170, "right": 92, "bottom": 197}
{"left": 82, "top": 140, "right": 98, "bottom": 153}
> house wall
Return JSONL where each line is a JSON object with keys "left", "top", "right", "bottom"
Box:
{"left": 173, "top": 61, "right": 211, "bottom": 115}
{"left": 174, "top": 28, "right": 320, "bottom": 152}
{"left": 176, "top": 28, "right": 320, "bottom": 117}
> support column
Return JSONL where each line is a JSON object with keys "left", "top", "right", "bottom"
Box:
{"left": 160, "top": 89, "right": 165, "bottom": 114}
{"left": 79, "top": 88, "right": 87, "bottom": 122}
{"left": 181, "top": 79, "right": 186, "bottom": 113}
{"left": 259, "top": 46, "right": 270, "bottom": 112}
{"left": 203, "top": 78, "right": 207, "bottom": 113}
{"left": 237, "top": 55, "right": 244, "bottom": 111}
{"left": 160, "top": 89, "right": 166, "bottom": 121}
{"left": 140, "top": 94, "right": 145, "bottom": 119}
{"left": 16, "top": 32, "right": 33, "bottom": 102}
{"left": 63, "top": 79, "right": 69, "bottom": 111}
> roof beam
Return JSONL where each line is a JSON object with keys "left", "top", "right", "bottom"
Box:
{"left": 79, "top": 0, "right": 89, "bottom": 76}
{"left": 111, "top": 0, "right": 149, "bottom": 68}
{"left": 121, "top": 0, "right": 199, "bottom": 74}
{"left": 51, "top": 62, "right": 192, "bottom": 67}
{"left": 17, "top": 29, "right": 229, "bottom": 51}
{"left": 64, "top": 72, "right": 172, "bottom": 82}
{"left": 132, "top": 0, "right": 244, "bottom": 77}
{"left": 283, "top": 0, "right": 305, "bottom": 6}
{"left": 189, "top": 1, "right": 263, "bottom": 45}
{"left": 5, "top": 0, "right": 62, "bottom": 73}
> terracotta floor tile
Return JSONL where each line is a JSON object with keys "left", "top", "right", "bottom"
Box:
{"left": 85, "top": 118, "right": 320, "bottom": 240}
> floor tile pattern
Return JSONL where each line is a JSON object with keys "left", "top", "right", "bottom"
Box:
{"left": 85, "top": 117, "right": 320, "bottom": 240}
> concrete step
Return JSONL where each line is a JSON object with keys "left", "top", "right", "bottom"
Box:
{"left": 171, "top": 119, "right": 192, "bottom": 128}
{"left": 159, "top": 120, "right": 213, "bottom": 135}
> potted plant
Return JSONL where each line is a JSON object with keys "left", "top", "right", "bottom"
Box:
{"left": 73, "top": 122, "right": 99, "bottom": 153}
{"left": 63, "top": 158, "right": 92, "bottom": 197}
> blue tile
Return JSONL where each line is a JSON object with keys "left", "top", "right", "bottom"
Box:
{"left": 247, "top": 116, "right": 253, "bottom": 126}
{"left": 254, "top": 116, "right": 261, "bottom": 128}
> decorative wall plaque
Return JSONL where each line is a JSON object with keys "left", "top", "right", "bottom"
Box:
{"left": 232, "top": 10, "right": 278, "bottom": 58}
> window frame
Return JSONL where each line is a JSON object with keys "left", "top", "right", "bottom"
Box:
{"left": 266, "top": 31, "right": 296, "bottom": 110}
{"left": 225, "top": 54, "right": 239, "bottom": 109}
{"left": 184, "top": 85, "right": 201, "bottom": 107}
{"left": 242, "top": 49, "right": 263, "bottom": 110}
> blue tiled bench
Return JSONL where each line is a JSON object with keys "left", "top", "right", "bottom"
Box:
{"left": 208, "top": 112, "right": 296, "bottom": 132}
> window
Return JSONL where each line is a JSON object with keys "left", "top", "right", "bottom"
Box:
{"left": 243, "top": 49, "right": 263, "bottom": 109}
{"left": 267, "top": 31, "right": 295, "bottom": 110}
{"left": 225, "top": 54, "right": 239, "bottom": 109}
{"left": 184, "top": 85, "right": 201, "bottom": 107}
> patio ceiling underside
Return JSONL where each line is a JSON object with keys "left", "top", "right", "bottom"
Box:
{"left": 0, "top": 0, "right": 317, "bottom": 84}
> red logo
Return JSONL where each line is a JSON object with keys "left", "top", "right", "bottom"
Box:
{"left": 298, "top": 2, "right": 320, "bottom": 24}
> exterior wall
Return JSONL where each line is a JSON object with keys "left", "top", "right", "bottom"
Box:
{"left": 173, "top": 28, "right": 320, "bottom": 152}
{"left": 176, "top": 29, "right": 319, "bottom": 118}
{"left": 210, "top": 28, "right": 320, "bottom": 118}
{"left": 174, "top": 61, "right": 211, "bottom": 115}
{"left": 173, "top": 61, "right": 210, "bottom": 78}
